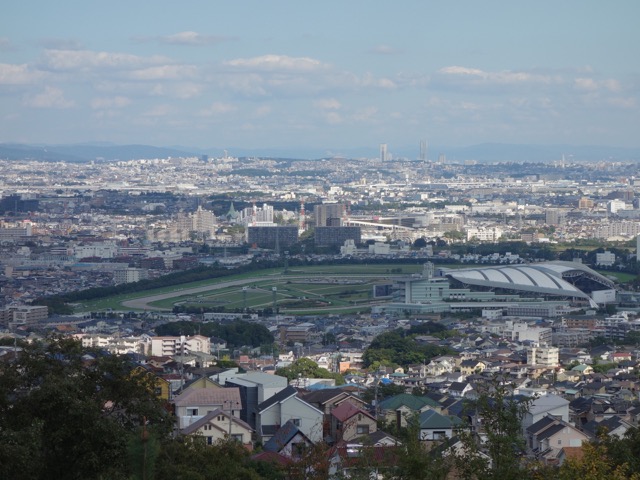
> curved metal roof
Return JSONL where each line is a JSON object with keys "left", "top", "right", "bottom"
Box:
{"left": 444, "top": 261, "right": 614, "bottom": 307}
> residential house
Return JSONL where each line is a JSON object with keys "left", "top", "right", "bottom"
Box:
{"left": 425, "top": 357, "right": 456, "bottom": 377}
{"left": 173, "top": 386, "right": 242, "bottom": 428}
{"left": 582, "top": 415, "right": 633, "bottom": 439}
{"left": 330, "top": 402, "right": 377, "bottom": 443}
{"left": 522, "top": 394, "right": 570, "bottom": 434}
{"left": 448, "top": 382, "right": 474, "bottom": 398}
{"left": 256, "top": 385, "right": 324, "bottom": 444}
{"left": 377, "top": 393, "right": 441, "bottom": 428}
{"left": 263, "top": 420, "right": 314, "bottom": 460}
{"left": 459, "top": 359, "right": 486, "bottom": 376}
{"left": 180, "top": 408, "right": 253, "bottom": 448}
{"left": 131, "top": 365, "right": 172, "bottom": 401}
{"left": 418, "top": 409, "right": 463, "bottom": 441}
{"left": 223, "top": 372, "right": 289, "bottom": 428}
{"left": 526, "top": 415, "right": 590, "bottom": 465}
{"left": 299, "top": 388, "right": 367, "bottom": 437}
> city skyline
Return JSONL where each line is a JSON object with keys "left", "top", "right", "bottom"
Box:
{"left": 1, "top": 1, "right": 639, "bottom": 156}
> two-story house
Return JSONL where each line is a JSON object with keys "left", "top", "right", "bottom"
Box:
{"left": 256, "top": 385, "right": 323, "bottom": 444}
{"left": 330, "top": 402, "right": 377, "bottom": 443}
{"left": 180, "top": 408, "right": 253, "bottom": 448}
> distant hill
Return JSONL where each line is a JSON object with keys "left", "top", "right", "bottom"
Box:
{"left": 0, "top": 143, "right": 199, "bottom": 162}
{"left": 1, "top": 142, "right": 639, "bottom": 163}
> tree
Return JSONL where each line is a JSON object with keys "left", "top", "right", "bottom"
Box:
{"left": 553, "top": 440, "right": 640, "bottom": 480}
{"left": 276, "top": 358, "right": 345, "bottom": 385}
{"left": 0, "top": 337, "right": 171, "bottom": 480}
{"left": 413, "top": 237, "right": 428, "bottom": 249}
{"left": 155, "top": 437, "right": 264, "bottom": 480}
{"left": 392, "top": 415, "right": 451, "bottom": 480}
{"left": 452, "top": 377, "right": 531, "bottom": 480}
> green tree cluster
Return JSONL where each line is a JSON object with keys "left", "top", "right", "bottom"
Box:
{"left": 0, "top": 337, "right": 171, "bottom": 480}
{"left": 275, "top": 357, "right": 345, "bottom": 385}
{"left": 362, "top": 329, "right": 453, "bottom": 368}
{"left": 155, "top": 319, "right": 274, "bottom": 348}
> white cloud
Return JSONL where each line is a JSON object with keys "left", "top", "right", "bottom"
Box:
{"left": 225, "top": 54, "right": 328, "bottom": 72}
{"left": 42, "top": 49, "right": 171, "bottom": 71}
{"left": 574, "top": 77, "right": 598, "bottom": 91}
{"left": 324, "top": 111, "right": 343, "bottom": 124}
{"left": 607, "top": 97, "right": 636, "bottom": 109}
{"left": 128, "top": 65, "right": 198, "bottom": 80}
{"left": 438, "top": 65, "right": 554, "bottom": 84}
{"left": 0, "top": 63, "right": 44, "bottom": 84}
{"left": 23, "top": 86, "right": 74, "bottom": 108}
{"left": 90, "top": 96, "right": 131, "bottom": 109}
{"left": 161, "top": 31, "right": 226, "bottom": 46}
{"left": 313, "top": 98, "right": 341, "bottom": 110}
{"left": 199, "top": 102, "right": 237, "bottom": 116}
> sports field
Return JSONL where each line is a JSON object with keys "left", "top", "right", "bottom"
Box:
{"left": 75, "top": 263, "right": 432, "bottom": 314}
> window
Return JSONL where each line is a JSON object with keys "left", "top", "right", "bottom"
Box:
{"left": 231, "top": 434, "right": 243, "bottom": 443}
{"left": 187, "top": 408, "right": 199, "bottom": 416}
{"left": 207, "top": 436, "right": 213, "bottom": 445}
{"left": 356, "top": 424, "right": 370, "bottom": 435}
{"left": 292, "top": 418, "right": 301, "bottom": 427}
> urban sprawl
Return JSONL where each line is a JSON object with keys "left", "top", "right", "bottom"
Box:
{"left": 4, "top": 151, "right": 640, "bottom": 473}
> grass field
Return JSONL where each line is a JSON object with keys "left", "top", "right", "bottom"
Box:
{"left": 74, "top": 262, "right": 437, "bottom": 314}
{"left": 596, "top": 270, "right": 638, "bottom": 284}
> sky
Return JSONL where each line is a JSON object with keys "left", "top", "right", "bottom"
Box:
{"left": 1, "top": 1, "right": 639, "bottom": 156}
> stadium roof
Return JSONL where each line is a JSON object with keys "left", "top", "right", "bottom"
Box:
{"left": 442, "top": 261, "right": 615, "bottom": 308}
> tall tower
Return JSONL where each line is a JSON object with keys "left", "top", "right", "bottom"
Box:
{"left": 420, "top": 140, "right": 427, "bottom": 162}
{"left": 379, "top": 143, "right": 388, "bottom": 162}
{"left": 299, "top": 200, "right": 306, "bottom": 233}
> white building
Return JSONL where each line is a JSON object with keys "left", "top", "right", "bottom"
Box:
{"left": 527, "top": 345, "right": 559, "bottom": 367}
{"left": 74, "top": 242, "right": 118, "bottom": 259}
{"left": 466, "top": 226, "right": 503, "bottom": 242}
{"left": 608, "top": 199, "right": 627, "bottom": 214}
{"left": 509, "top": 322, "right": 552, "bottom": 345}
{"left": 113, "top": 267, "right": 148, "bottom": 284}
{"left": 149, "top": 335, "right": 211, "bottom": 357}
{"left": 595, "top": 250, "right": 616, "bottom": 267}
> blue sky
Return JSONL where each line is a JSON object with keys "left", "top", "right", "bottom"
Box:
{"left": 1, "top": 1, "right": 639, "bottom": 155}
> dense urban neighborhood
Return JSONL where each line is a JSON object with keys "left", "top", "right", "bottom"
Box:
{"left": 4, "top": 152, "right": 640, "bottom": 478}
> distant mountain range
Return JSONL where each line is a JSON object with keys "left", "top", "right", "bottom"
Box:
{"left": 1, "top": 142, "right": 639, "bottom": 163}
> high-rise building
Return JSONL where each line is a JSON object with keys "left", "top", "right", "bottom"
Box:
{"left": 315, "top": 226, "right": 361, "bottom": 246}
{"left": 246, "top": 226, "right": 298, "bottom": 249}
{"left": 545, "top": 209, "right": 563, "bottom": 226}
{"left": 192, "top": 205, "right": 216, "bottom": 237}
{"left": 578, "top": 197, "right": 594, "bottom": 209}
{"left": 314, "top": 203, "right": 344, "bottom": 227}
{"left": 379, "top": 143, "right": 388, "bottom": 162}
